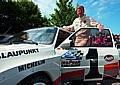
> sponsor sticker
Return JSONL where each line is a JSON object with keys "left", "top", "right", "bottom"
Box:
{"left": 18, "top": 60, "right": 45, "bottom": 72}
{"left": 61, "top": 50, "right": 83, "bottom": 67}
{"left": 0, "top": 48, "right": 39, "bottom": 59}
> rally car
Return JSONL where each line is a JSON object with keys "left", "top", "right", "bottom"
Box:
{"left": 0, "top": 27, "right": 119, "bottom": 85}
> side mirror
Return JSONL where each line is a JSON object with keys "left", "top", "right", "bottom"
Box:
{"left": 60, "top": 43, "right": 70, "bottom": 50}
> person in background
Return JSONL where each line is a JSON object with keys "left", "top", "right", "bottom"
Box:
{"left": 10, "top": 32, "right": 29, "bottom": 43}
{"left": 19, "top": 32, "right": 28, "bottom": 41}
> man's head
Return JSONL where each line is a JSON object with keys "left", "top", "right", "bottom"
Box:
{"left": 20, "top": 32, "right": 28, "bottom": 40}
{"left": 76, "top": 5, "right": 85, "bottom": 17}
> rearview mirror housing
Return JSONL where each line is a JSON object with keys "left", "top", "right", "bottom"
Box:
{"left": 60, "top": 43, "right": 70, "bottom": 50}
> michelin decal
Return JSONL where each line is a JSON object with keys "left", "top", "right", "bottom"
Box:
{"left": 18, "top": 60, "right": 45, "bottom": 72}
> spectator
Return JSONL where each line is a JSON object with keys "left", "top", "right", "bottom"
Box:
{"left": 11, "top": 32, "right": 29, "bottom": 43}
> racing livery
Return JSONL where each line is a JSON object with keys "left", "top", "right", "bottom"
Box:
{"left": 0, "top": 27, "right": 119, "bottom": 85}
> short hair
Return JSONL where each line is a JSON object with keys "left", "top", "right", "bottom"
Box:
{"left": 76, "top": 5, "right": 85, "bottom": 13}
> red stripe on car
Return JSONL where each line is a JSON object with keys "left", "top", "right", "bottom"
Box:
{"left": 104, "top": 62, "right": 119, "bottom": 71}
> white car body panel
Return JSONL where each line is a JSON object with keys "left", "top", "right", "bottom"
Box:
{"left": 0, "top": 27, "right": 119, "bottom": 85}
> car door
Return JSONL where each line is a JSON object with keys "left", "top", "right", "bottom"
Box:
{"left": 59, "top": 27, "right": 119, "bottom": 82}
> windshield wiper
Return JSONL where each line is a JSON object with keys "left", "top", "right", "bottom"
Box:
{"left": 23, "top": 40, "right": 38, "bottom": 45}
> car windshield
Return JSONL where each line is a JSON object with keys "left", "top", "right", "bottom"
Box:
{"left": 11, "top": 27, "right": 57, "bottom": 45}
{"left": 70, "top": 28, "right": 113, "bottom": 47}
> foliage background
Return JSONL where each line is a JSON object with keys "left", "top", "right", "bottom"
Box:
{"left": 0, "top": 0, "right": 76, "bottom": 34}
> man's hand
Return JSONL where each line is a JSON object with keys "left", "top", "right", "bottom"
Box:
{"left": 62, "top": 26, "right": 74, "bottom": 32}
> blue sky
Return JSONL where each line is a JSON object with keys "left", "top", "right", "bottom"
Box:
{"left": 33, "top": 0, "right": 120, "bottom": 34}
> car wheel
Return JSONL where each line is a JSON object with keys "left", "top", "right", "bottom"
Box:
{"left": 17, "top": 73, "right": 52, "bottom": 85}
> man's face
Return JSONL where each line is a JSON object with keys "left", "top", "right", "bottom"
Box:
{"left": 20, "top": 34, "right": 28, "bottom": 40}
{"left": 77, "top": 8, "right": 84, "bottom": 17}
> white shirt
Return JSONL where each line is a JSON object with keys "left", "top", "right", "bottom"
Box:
{"left": 70, "top": 15, "right": 98, "bottom": 31}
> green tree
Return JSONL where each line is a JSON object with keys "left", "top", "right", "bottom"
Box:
{"left": 42, "top": 16, "right": 51, "bottom": 26}
{"left": 0, "top": 0, "right": 49, "bottom": 34}
{"left": 50, "top": 0, "right": 77, "bottom": 27}
{"left": 16, "top": 1, "right": 43, "bottom": 28}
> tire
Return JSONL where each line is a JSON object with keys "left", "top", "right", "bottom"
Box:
{"left": 17, "top": 72, "right": 52, "bottom": 85}
{"left": 103, "top": 78, "right": 120, "bottom": 85}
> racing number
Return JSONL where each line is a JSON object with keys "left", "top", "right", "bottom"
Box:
{"left": 85, "top": 48, "right": 102, "bottom": 79}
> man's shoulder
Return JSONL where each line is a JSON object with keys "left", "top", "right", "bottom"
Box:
{"left": 73, "top": 17, "right": 80, "bottom": 23}
{"left": 74, "top": 17, "right": 79, "bottom": 20}
{"left": 85, "top": 15, "right": 95, "bottom": 21}
{"left": 83, "top": 15, "right": 90, "bottom": 19}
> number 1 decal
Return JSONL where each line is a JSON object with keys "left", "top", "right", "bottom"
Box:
{"left": 85, "top": 48, "right": 102, "bottom": 79}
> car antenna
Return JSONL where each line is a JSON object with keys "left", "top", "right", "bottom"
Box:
{"left": 3, "top": 27, "right": 12, "bottom": 35}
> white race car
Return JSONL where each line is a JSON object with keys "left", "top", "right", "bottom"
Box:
{"left": 0, "top": 27, "right": 119, "bottom": 85}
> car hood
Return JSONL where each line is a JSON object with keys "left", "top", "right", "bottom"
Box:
{"left": 0, "top": 44, "right": 56, "bottom": 73}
